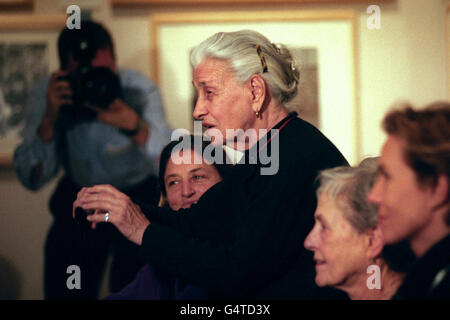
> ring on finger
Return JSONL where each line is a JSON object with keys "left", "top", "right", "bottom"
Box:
{"left": 104, "top": 212, "right": 110, "bottom": 223}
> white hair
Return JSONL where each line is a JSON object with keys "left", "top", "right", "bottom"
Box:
{"left": 190, "top": 30, "right": 300, "bottom": 108}
{"left": 316, "top": 157, "right": 379, "bottom": 233}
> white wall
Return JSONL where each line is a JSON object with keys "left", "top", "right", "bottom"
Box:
{"left": 358, "top": 0, "right": 447, "bottom": 158}
{"left": 0, "top": 0, "right": 448, "bottom": 299}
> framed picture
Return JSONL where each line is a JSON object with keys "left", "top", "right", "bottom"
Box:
{"left": 0, "top": 14, "right": 66, "bottom": 165}
{"left": 113, "top": 0, "right": 391, "bottom": 6}
{"left": 150, "top": 10, "right": 360, "bottom": 164}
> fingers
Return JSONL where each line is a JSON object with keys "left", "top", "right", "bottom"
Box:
{"left": 90, "top": 209, "right": 104, "bottom": 229}
{"left": 47, "top": 73, "right": 73, "bottom": 112}
{"left": 87, "top": 211, "right": 109, "bottom": 225}
{"left": 74, "top": 197, "right": 119, "bottom": 215}
{"left": 84, "top": 184, "right": 129, "bottom": 199}
{"left": 94, "top": 99, "right": 139, "bottom": 131}
{"left": 73, "top": 184, "right": 128, "bottom": 222}
{"left": 84, "top": 102, "right": 103, "bottom": 114}
{"left": 50, "top": 69, "right": 70, "bottom": 79}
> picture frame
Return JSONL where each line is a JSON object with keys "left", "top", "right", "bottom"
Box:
{"left": 112, "top": 0, "right": 391, "bottom": 6}
{"left": 0, "top": 0, "right": 32, "bottom": 9}
{"left": 447, "top": 3, "right": 450, "bottom": 100}
{"left": 0, "top": 14, "right": 66, "bottom": 166}
{"left": 150, "top": 10, "right": 360, "bottom": 164}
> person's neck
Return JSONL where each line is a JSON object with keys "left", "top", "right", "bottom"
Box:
{"left": 339, "top": 261, "right": 404, "bottom": 300}
{"left": 409, "top": 207, "right": 450, "bottom": 257}
{"left": 229, "top": 105, "right": 289, "bottom": 151}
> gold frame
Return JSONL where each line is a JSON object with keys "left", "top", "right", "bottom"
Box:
{"left": 0, "top": 14, "right": 66, "bottom": 166}
{"left": 150, "top": 10, "right": 361, "bottom": 163}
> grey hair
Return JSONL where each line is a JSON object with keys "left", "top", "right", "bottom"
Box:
{"left": 190, "top": 29, "right": 300, "bottom": 108}
{"left": 316, "top": 157, "right": 379, "bottom": 233}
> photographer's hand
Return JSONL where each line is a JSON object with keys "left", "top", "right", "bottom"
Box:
{"left": 39, "top": 70, "right": 72, "bottom": 143}
{"left": 88, "top": 99, "right": 150, "bottom": 146}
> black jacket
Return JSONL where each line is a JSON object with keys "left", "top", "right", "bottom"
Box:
{"left": 394, "top": 235, "right": 450, "bottom": 300}
{"left": 139, "top": 113, "right": 348, "bottom": 298}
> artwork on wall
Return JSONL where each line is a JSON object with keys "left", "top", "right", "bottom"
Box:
{"left": 0, "top": 43, "right": 48, "bottom": 136}
{"left": 0, "top": 14, "right": 65, "bottom": 165}
{"left": 150, "top": 10, "right": 360, "bottom": 164}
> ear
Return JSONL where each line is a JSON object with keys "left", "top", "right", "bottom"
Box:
{"left": 366, "top": 225, "right": 385, "bottom": 260}
{"left": 247, "top": 74, "right": 266, "bottom": 113}
{"left": 430, "top": 175, "right": 449, "bottom": 211}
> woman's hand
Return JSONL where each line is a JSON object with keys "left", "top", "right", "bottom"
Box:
{"left": 73, "top": 184, "right": 150, "bottom": 245}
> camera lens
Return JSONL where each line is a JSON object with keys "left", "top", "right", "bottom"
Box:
{"left": 79, "top": 67, "right": 120, "bottom": 109}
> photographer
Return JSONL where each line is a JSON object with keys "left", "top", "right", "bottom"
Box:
{"left": 13, "top": 21, "right": 172, "bottom": 299}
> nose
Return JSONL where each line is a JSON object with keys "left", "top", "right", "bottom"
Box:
{"left": 304, "top": 227, "right": 318, "bottom": 251}
{"left": 367, "top": 178, "right": 382, "bottom": 205}
{"left": 193, "top": 95, "right": 207, "bottom": 121}
{"left": 181, "top": 181, "right": 195, "bottom": 198}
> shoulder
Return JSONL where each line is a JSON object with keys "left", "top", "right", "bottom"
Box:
{"left": 396, "top": 235, "right": 450, "bottom": 299}
{"left": 278, "top": 116, "right": 348, "bottom": 170}
{"left": 118, "top": 69, "right": 159, "bottom": 91}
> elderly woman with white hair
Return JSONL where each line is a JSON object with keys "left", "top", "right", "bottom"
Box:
{"left": 304, "top": 158, "right": 414, "bottom": 299}
{"left": 74, "top": 30, "right": 347, "bottom": 298}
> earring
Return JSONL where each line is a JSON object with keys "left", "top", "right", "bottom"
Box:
{"left": 255, "top": 111, "right": 260, "bottom": 118}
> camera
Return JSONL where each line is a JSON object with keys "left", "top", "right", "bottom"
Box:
{"left": 59, "top": 33, "right": 121, "bottom": 118}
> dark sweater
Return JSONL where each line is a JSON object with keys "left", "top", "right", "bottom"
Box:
{"left": 139, "top": 113, "right": 348, "bottom": 299}
{"left": 394, "top": 235, "right": 450, "bottom": 300}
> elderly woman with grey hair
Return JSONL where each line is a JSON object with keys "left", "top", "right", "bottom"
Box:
{"left": 304, "top": 158, "right": 412, "bottom": 299}
{"left": 74, "top": 30, "right": 347, "bottom": 299}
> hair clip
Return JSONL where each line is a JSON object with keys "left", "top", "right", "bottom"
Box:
{"left": 254, "top": 44, "right": 268, "bottom": 73}
{"left": 290, "top": 59, "right": 300, "bottom": 83}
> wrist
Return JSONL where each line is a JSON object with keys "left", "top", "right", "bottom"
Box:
{"left": 43, "top": 104, "right": 58, "bottom": 123}
{"left": 122, "top": 116, "right": 146, "bottom": 136}
{"left": 38, "top": 116, "right": 56, "bottom": 143}
{"left": 136, "top": 221, "right": 151, "bottom": 246}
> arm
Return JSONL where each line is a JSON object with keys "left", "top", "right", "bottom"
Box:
{"left": 95, "top": 71, "right": 171, "bottom": 157}
{"left": 13, "top": 74, "right": 67, "bottom": 190}
{"left": 138, "top": 163, "right": 311, "bottom": 295}
{"left": 135, "top": 180, "right": 225, "bottom": 231}
{"left": 75, "top": 157, "right": 312, "bottom": 295}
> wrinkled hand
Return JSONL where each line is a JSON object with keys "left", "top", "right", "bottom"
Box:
{"left": 86, "top": 98, "right": 139, "bottom": 131}
{"left": 73, "top": 184, "right": 150, "bottom": 245}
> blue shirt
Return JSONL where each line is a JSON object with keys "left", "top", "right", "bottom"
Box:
{"left": 14, "top": 69, "right": 172, "bottom": 190}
